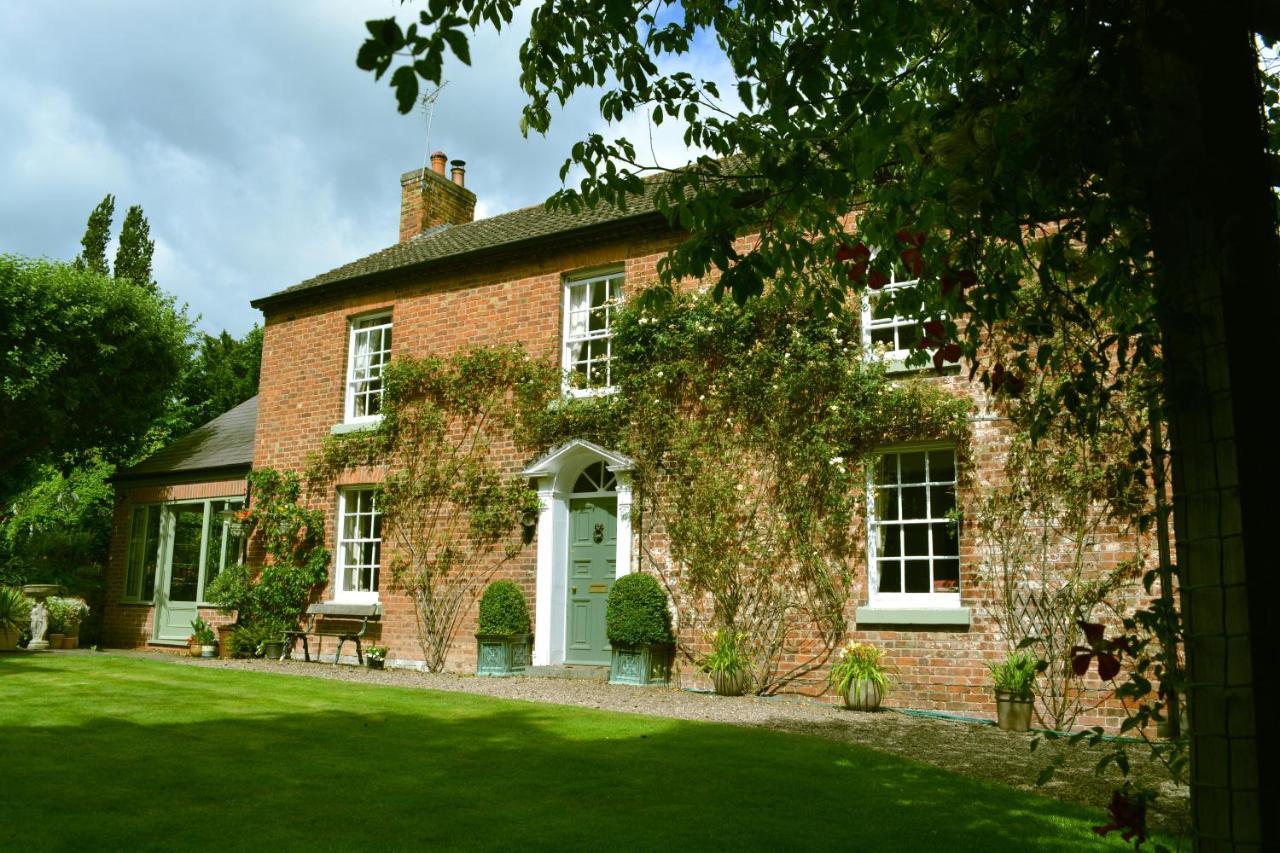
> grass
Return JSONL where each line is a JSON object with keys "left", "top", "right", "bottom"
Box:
{"left": 0, "top": 654, "right": 1143, "bottom": 852}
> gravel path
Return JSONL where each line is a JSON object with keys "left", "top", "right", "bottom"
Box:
{"left": 114, "top": 650, "right": 1190, "bottom": 833}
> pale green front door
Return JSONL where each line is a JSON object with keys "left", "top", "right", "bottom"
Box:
{"left": 154, "top": 504, "right": 206, "bottom": 642}
{"left": 565, "top": 496, "right": 617, "bottom": 665}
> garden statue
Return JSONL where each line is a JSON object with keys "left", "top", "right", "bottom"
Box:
{"left": 21, "top": 584, "right": 60, "bottom": 650}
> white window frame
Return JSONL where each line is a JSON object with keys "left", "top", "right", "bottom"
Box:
{"left": 335, "top": 488, "right": 382, "bottom": 604}
{"left": 344, "top": 311, "right": 393, "bottom": 424}
{"left": 866, "top": 444, "right": 961, "bottom": 610}
{"left": 561, "top": 270, "right": 624, "bottom": 396}
{"left": 860, "top": 267, "right": 926, "bottom": 368}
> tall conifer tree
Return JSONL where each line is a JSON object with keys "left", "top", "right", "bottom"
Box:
{"left": 73, "top": 194, "right": 114, "bottom": 276}
{"left": 114, "top": 204, "right": 155, "bottom": 289}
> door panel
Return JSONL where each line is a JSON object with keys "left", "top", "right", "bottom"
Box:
{"left": 154, "top": 504, "right": 207, "bottom": 642}
{"left": 565, "top": 496, "right": 618, "bottom": 665}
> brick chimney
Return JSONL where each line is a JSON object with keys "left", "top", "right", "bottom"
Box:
{"left": 399, "top": 152, "right": 477, "bottom": 242}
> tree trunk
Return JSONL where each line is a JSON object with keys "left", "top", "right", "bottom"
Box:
{"left": 1137, "top": 3, "right": 1277, "bottom": 850}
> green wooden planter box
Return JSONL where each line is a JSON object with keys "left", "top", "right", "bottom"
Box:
{"left": 609, "top": 643, "right": 673, "bottom": 686}
{"left": 476, "top": 634, "right": 532, "bottom": 676}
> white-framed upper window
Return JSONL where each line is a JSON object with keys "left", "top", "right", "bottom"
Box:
{"left": 562, "top": 270, "right": 623, "bottom": 395}
{"left": 860, "top": 268, "right": 922, "bottom": 365}
{"left": 867, "top": 446, "right": 960, "bottom": 608}
{"left": 345, "top": 312, "right": 392, "bottom": 422}
{"left": 335, "top": 488, "right": 382, "bottom": 603}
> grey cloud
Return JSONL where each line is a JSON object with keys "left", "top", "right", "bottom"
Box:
{"left": 0, "top": 0, "right": 604, "bottom": 336}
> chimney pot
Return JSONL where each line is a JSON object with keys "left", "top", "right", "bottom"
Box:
{"left": 450, "top": 159, "right": 466, "bottom": 187}
{"left": 430, "top": 151, "right": 447, "bottom": 176}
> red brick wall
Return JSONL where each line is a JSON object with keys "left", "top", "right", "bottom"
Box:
{"left": 255, "top": 227, "right": 679, "bottom": 669}
{"left": 247, "top": 217, "right": 1153, "bottom": 730}
{"left": 101, "top": 478, "right": 247, "bottom": 648}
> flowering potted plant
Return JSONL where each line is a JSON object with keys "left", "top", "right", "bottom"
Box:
{"left": 700, "top": 628, "right": 753, "bottom": 696}
{"left": 828, "top": 642, "right": 892, "bottom": 711}
{"left": 606, "top": 573, "right": 674, "bottom": 687}
{"left": 474, "top": 580, "right": 532, "bottom": 676}
{"left": 190, "top": 617, "right": 217, "bottom": 658}
{"left": 365, "top": 645, "right": 389, "bottom": 670}
{"left": 989, "top": 650, "right": 1038, "bottom": 732}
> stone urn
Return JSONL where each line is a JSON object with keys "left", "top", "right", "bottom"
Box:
{"left": 21, "top": 584, "right": 61, "bottom": 651}
{"left": 711, "top": 669, "right": 752, "bottom": 697}
{"left": 843, "top": 678, "right": 885, "bottom": 712}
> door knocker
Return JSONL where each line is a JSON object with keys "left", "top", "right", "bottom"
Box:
{"left": 593, "top": 522, "right": 605, "bottom": 543}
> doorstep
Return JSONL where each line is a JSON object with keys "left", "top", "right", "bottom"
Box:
{"left": 527, "top": 664, "right": 610, "bottom": 681}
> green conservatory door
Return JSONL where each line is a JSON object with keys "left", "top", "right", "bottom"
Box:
{"left": 154, "top": 504, "right": 206, "bottom": 642}
{"left": 565, "top": 496, "right": 617, "bottom": 665}
{"left": 151, "top": 499, "right": 245, "bottom": 643}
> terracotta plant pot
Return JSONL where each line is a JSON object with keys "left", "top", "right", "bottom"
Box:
{"left": 48, "top": 633, "right": 65, "bottom": 648}
{"left": 0, "top": 625, "right": 19, "bottom": 651}
{"left": 59, "top": 636, "right": 78, "bottom": 650}
{"left": 843, "top": 678, "right": 885, "bottom": 712}
{"left": 995, "top": 691, "right": 1034, "bottom": 732}
{"left": 188, "top": 640, "right": 202, "bottom": 658}
{"left": 217, "top": 625, "right": 237, "bottom": 659}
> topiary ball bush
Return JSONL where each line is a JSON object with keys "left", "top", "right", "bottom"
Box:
{"left": 605, "top": 572, "right": 673, "bottom": 647}
{"left": 476, "top": 580, "right": 531, "bottom": 636}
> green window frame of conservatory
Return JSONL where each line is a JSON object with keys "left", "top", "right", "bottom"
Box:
{"left": 121, "top": 498, "right": 246, "bottom": 604}
{"left": 123, "top": 505, "right": 163, "bottom": 602}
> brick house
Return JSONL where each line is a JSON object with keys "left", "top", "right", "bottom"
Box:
{"left": 102, "top": 153, "right": 1143, "bottom": 725}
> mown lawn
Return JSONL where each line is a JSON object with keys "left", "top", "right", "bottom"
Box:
{"left": 1, "top": 654, "right": 1143, "bottom": 851}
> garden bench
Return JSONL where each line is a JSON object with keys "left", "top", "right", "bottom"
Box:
{"left": 282, "top": 603, "right": 380, "bottom": 665}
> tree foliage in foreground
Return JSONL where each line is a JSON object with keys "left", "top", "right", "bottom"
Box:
{"left": 360, "top": 4, "right": 1280, "bottom": 845}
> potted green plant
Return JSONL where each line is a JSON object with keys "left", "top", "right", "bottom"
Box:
{"left": 828, "top": 642, "right": 892, "bottom": 711}
{"left": 0, "top": 587, "right": 30, "bottom": 651}
{"left": 49, "top": 598, "right": 88, "bottom": 649}
{"left": 474, "top": 580, "right": 532, "bottom": 676}
{"left": 191, "top": 617, "right": 217, "bottom": 658}
{"left": 700, "top": 628, "right": 753, "bottom": 696}
{"left": 606, "top": 572, "right": 674, "bottom": 686}
{"left": 365, "top": 645, "right": 389, "bottom": 670}
{"left": 989, "top": 650, "right": 1038, "bottom": 732}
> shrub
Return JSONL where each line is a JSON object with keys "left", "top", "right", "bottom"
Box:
{"left": 476, "top": 580, "right": 531, "bottom": 636}
{"left": 700, "top": 628, "right": 750, "bottom": 679}
{"left": 0, "top": 586, "right": 30, "bottom": 633}
{"left": 47, "top": 597, "right": 88, "bottom": 636}
{"left": 989, "top": 650, "right": 1039, "bottom": 699}
{"left": 827, "top": 642, "right": 892, "bottom": 694}
{"left": 605, "top": 573, "right": 673, "bottom": 647}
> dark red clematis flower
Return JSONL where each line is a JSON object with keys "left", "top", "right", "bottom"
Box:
{"left": 1071, "top": 621, "right": 1131, "bottom": 681}
{"left": 1092, "top": 789, "right": 1148, "bottom": 847}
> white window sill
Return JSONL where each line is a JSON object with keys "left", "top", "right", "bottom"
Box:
{"left": 331, "top": 418, "right": 382, "bottom": 435}
{"left": 331, "top": 591, "right": 380, "bottom": 605}
{"left": 562, "top": 385, "right": 618, "bottom": 399}
{"left": 855, "top": 606, "right": 971, "bottom": 627}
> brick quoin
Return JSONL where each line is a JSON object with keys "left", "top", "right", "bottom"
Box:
{"left": 103, "top": 166, "right": 1162, "bottom": 732}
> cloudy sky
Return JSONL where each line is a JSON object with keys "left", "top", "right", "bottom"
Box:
{"left": 1, "top": 1, "right": 725, "bottom": 337}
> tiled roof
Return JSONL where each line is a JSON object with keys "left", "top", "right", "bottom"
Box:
{"left": 115, "top": 396, "right": 257, "bottom": 480}
{"left": 251, "top": 178, "right": 667, "bottom": 308}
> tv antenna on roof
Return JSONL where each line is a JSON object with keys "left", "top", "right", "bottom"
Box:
{"left": 418, "top": 81, "right": 449, "bottom": 187}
